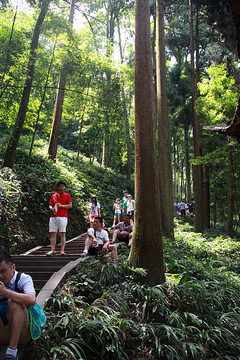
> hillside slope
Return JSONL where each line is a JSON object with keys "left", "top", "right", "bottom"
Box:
{"left": 0, "top": 137, "right": 134, "bottom": 253}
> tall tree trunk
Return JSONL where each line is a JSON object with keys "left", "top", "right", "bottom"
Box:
{"left": 156, "top": 0, "right": 174, "bottom": 238}
{"left": 128, "top": 0, "right": 165, "bottom": 286}
{"left": 47, "top": 0, "right": 75, "bottom": 160}
{"left": 117, "top": 14, "right": 132, "bottom": 179}
{"left": 3, "top": 0, "right": 50, "bottom": 168}
{"left": 189, "top": 0, "right": 204, "bottom": 232}
{"left": 203, "top": 166, "right": 210, "bottom": 229}
{"left": 28, "top": 38, "right": 57, "bottom": 161}
{"left": 184, "top": 122, "right": 191, "bottom": 202}
{"left": 226, "top": 138, "right": 234, "bottom": 237}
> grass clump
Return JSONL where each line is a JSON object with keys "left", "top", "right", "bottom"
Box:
{"left": 35, "top": 222, "right": 240, "bottom": 360}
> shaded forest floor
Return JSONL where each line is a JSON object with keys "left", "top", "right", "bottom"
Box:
{"left": 34, "top": 220, "right": 240, "bottom": 360}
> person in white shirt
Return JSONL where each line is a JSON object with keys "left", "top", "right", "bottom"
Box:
{"left": 126, "top": 194, "right": 135, "bottom": 219}
{"left": 88, "top": 196, "right": 101, "bottom": 228}
{"left": 80, "top": 217, "right": 117, "bottom": 260}
{"left": 0, "top": 252, "right": 36, "bottom": 360}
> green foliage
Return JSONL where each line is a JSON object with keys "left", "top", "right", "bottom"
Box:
{"left": 0, "top": 136, "right": 133, "bottom": 252}
{"left": 196, "top": 63, "right": 238, "bottom": 125}
{"left": 35, "top": 221, "right": 240, "bottom": 359}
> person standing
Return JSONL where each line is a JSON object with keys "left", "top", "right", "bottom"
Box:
{"left": 112, "top": 198, "right": 122, "bottom": 226}
{"left": 121, "top": 190, "right": 128, "bottom": 218}
{"left": 126, "top": 194, "right": 135, "bottom": 219}
{"left": 179, "top": 200, "right": 186, "bottom": 218}
{"left": 0, "top": 251, "right": 36, "bottom": 360}
{"left": 46, "top": 180, "right": 72, "bottom": 256}
{"left": 88, "top": 196, "right": 101, "bottom": 228}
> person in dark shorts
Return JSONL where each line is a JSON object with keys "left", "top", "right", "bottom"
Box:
{"left": 80, "top": 217, "right": 117, "bottom": 260}
{"left": 0, "top": 252, "right": 36, "bottom": 360}
{"left": 112, "top": 214, "right": 134, "bottom": 247}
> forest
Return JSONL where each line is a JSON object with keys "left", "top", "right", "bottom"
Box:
{"left": 0, "top": 0, "right": 240, "bottom": 358}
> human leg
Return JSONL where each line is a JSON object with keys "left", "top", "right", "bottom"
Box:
{"left": 108, "top": 244, "right": 117, "bottom": 260}
{"left": 58, "top": 218, "right": 68, "bottom": 254}
{"left": 80, "top": 236, "right": 94, "bottom": 256}
{"left": 59, "top": 232, "right": 66, "bottom": 252}
{"left": 113, "top": 215, "right": 116, "bottom": 226}
{"left": 47, "top": 218, "right": 58, "bottom": 255}
{"left": 128, "top": 232, "right": 133, "bottom": 247}
{"left": 50, "top": 232, "right": 57, "bottom": 251}
{"left": 112, "top": 229, "right": 120, "bottom": 243}
{"left": 1, "top": 302, "right": 30, "bottom": 359}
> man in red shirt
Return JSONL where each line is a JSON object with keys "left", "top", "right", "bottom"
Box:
{"left": 46, "top": 181, "right": 72, "bottom": 256}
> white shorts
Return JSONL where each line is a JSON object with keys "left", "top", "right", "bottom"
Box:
{"left": 49, "top": 217, "right": 68, "bottom": 233}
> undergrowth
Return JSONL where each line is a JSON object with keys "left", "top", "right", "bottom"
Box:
{"left": 35, "top": 222, "right": 240, "bottom": 360}
{"left": 0, "top": 136, "right": 133, "bottom": 252}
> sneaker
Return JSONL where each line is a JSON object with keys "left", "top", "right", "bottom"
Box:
{"left": 60, "top": 250, "right": 66, "bottom": 256}
{"left": 80, "top": 251, "right": 88, "bottom": 257}
{"left": 46, "top": 250, "right": 56, "bottom": 256}
{"left": 4, "top": 355, "right": 18, "bottom": 360}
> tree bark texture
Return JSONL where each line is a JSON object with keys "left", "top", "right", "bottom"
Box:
{"left": 189, "top": 0, "right": 204, "bottom": 232}
{"left": 3, "top": 0, "right": 50, "bottom": 168}
{"left": 156, "top": 0, "right": 174, "bottom": 238}
{"left": 128, "top": 0, "right": 165, "bottom": 286}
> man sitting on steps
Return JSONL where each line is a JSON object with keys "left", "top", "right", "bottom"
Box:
{"left": 80, "top": 217, "right": 117, "bottom": 261}
{"left": 0, "top": 252, "right": 36, "bottom": 360}
{"left": 112, "top": 214, "right": 134, "bottom": 247}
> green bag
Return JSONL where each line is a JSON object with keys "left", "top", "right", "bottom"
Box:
{"left": 27, "top": 303, "right": 46, "bottom": 340}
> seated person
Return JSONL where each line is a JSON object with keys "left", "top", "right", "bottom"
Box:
{"left": 0, "top": 252, "right": 36, "bottom": 360}
{"left": 80, "top": 217, "right": 117, "bottom": 260}
{"left": 112, "top": 214, "right": 134, "bottom": 247}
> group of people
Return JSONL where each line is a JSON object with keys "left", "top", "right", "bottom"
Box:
{"left": 45, "top": 182, "right": 134, "bottom": 261}
{"left": 80, "top": 190, "right": 135, "bottom": 259}
{"left": 0, "top": 182, "right": 135, "bottom": 359}
{"left": 175, "top": 199, "right": 195, "bottom": 218}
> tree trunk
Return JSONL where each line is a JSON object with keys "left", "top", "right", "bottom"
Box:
{"left": 3, "top": 0, "right": 50, "bottom": 168}
{"left": 156, "top": 0, "right": 174, "bottom": 238}
{"left": 47, "top": 0, "right": 75, "bottom": 160}
{"left": 29, "top": 38, "right": 57, "bottom": 161}
{"left": 203, "top": 166, "right": 210, "bottom": 229}
{"left": 189, "top": 0, "right": 204, "bottom": 232}
{"left": 128, "top": 0, "right": 165, "bottom": 286}
{"left": 184, "top": 122, "right": 191, "bottom": 202}
{"left": 226, "top": 138, "right": 234, "bottom": 237}
{"left": 117, "top": 13, "right": 132, "bottom": 179}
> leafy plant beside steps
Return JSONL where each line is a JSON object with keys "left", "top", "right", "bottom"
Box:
{"left": 34, "top": 223, "right": 240, "bottom": 360}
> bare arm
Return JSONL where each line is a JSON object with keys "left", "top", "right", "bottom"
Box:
{"left": 57, "top": 202, "right": 72, "bottom": 209}
{"left": 102, "top": 240, "right": 110, "bottom": 252}
{"left": 87, "top": 229, "right": 97, "bottom": 245}
{"left": 0, "top": 282, "right": 36, "bottom": 306}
